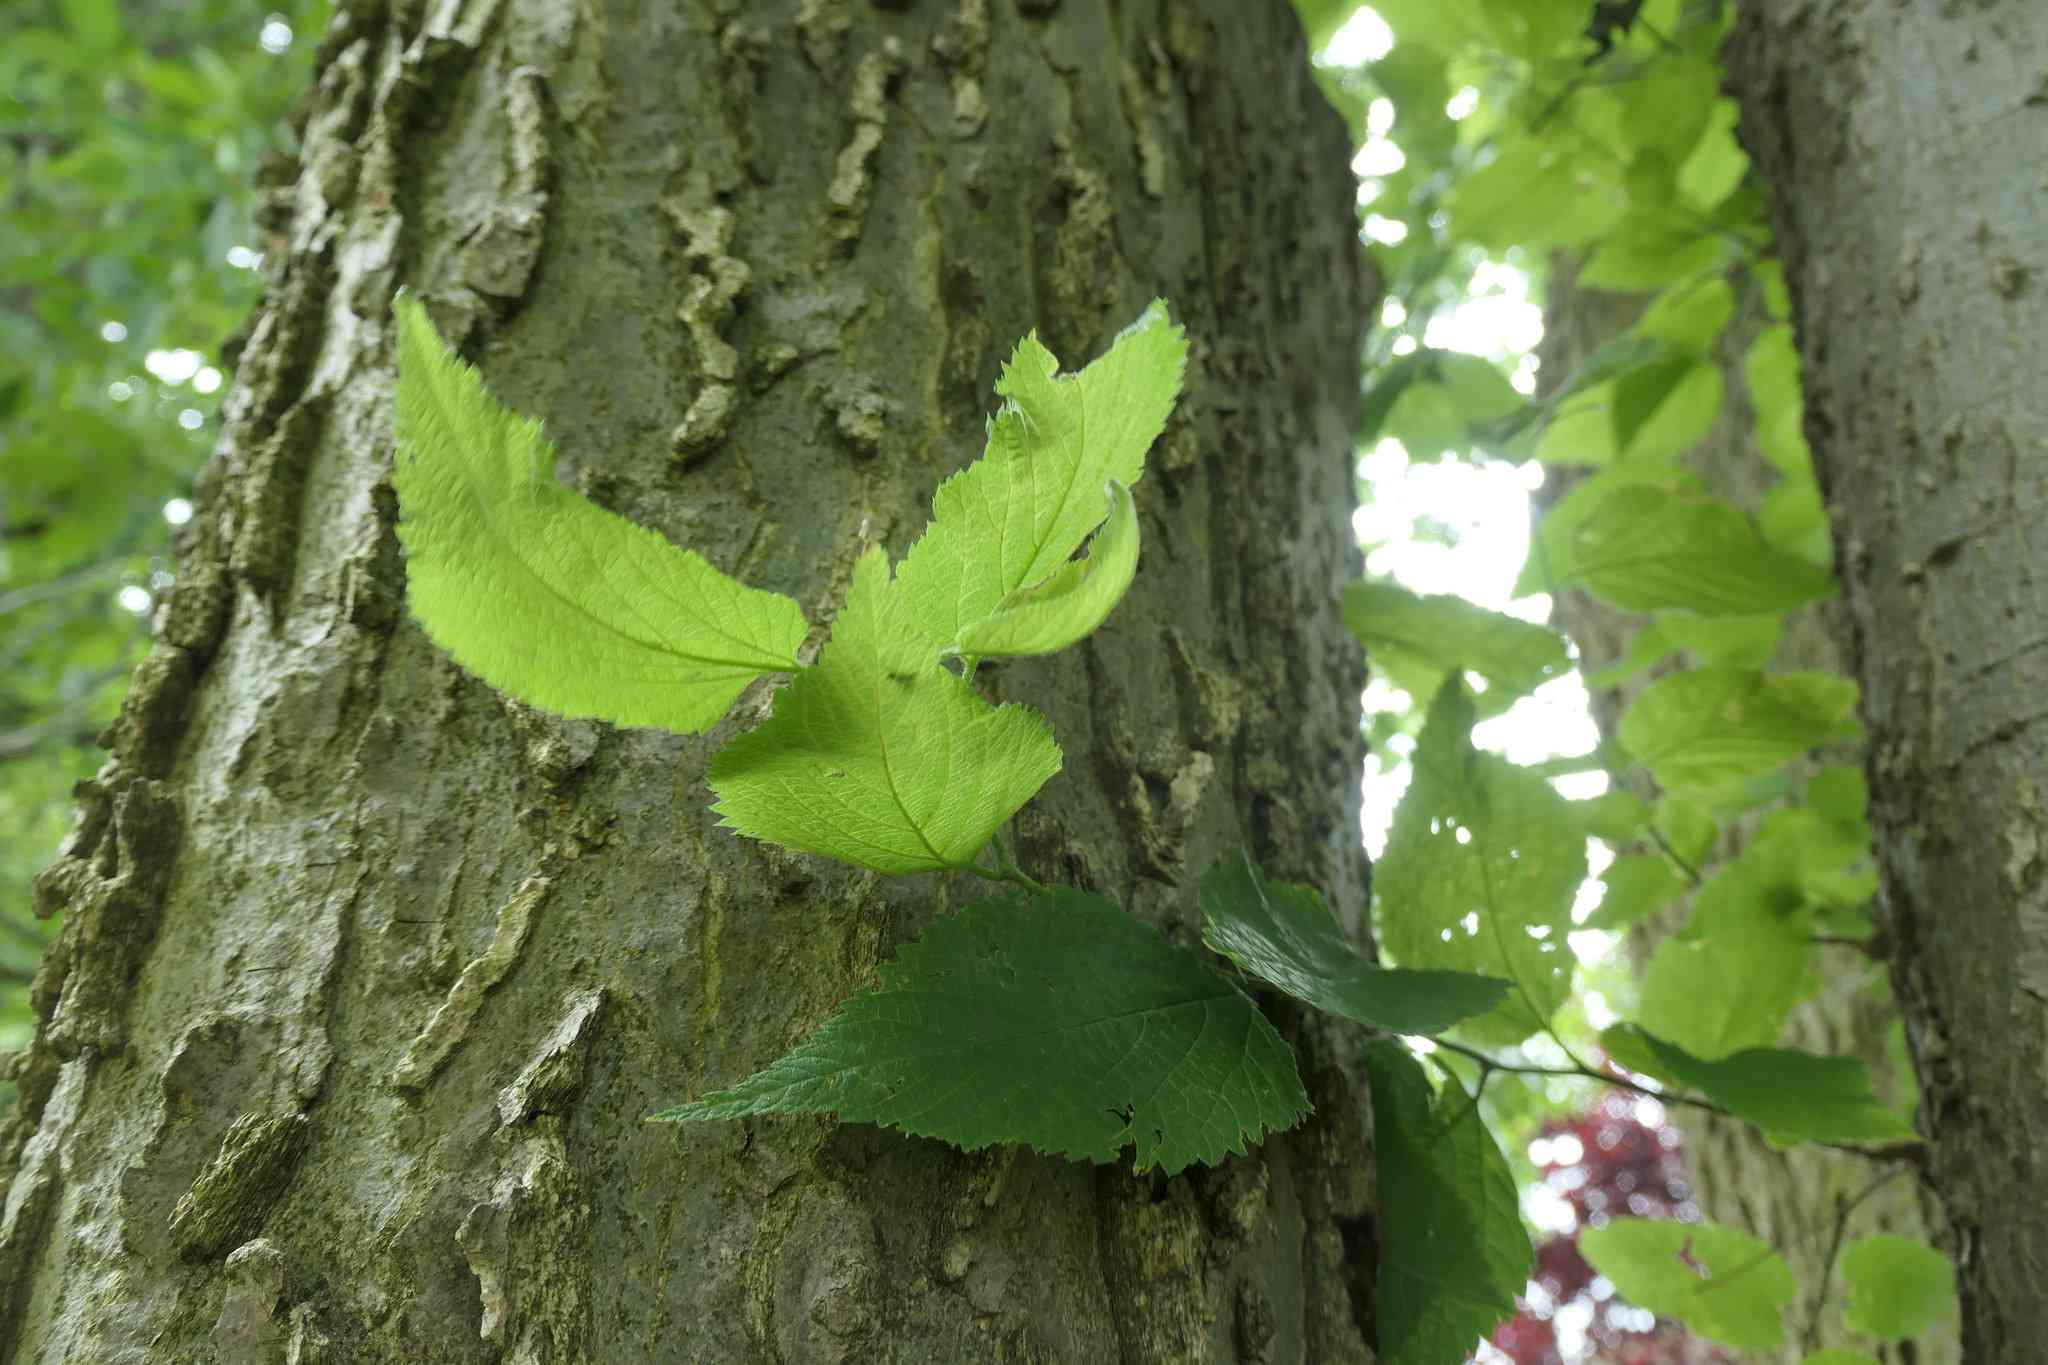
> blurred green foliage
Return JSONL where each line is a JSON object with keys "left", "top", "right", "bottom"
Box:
{"left": 0, "top": 0, "right": 322, "bottom": 1048}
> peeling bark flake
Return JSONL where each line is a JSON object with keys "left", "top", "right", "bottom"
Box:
{"left": 457, "top": 1136, "right": 590, "bottom": 1357}
{"left": 498, "top": 986, "right": 606, "bottom": 1126}
{"left": 170, "top": 1114, "right": 312, "bottom": 1262}
{"left": 664, "top": 179, "right": 753, "bottom": 464}
{"left": 391, "top": 874, "right": 551, "bottom": 1092}
{"left": 212, "top": 1237, "right": 286, "bottom": 1362}
{"left": 460, "top": 66, "right": 553, "bottom": 301}
{"left": 931, "top": 0, "right": 990, "bottom": 137}
{"left": 825, "top": 40, "right": 906, "bottom": 247}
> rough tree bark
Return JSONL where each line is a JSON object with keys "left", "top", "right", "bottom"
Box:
{"left": 1535, "top": 262, "right": 1954, "bottom": 1365}
{"left": 0, "top": 1, "right": 1378, "bottom": 1360}
{"left": 1726, "top": 3, "right": 2048, "bottom": 1358}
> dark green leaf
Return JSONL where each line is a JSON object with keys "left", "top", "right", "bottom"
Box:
{"left": 1361, "top": 353, "right": 1428, "bottom": 443}
{"left": 1201, "top": 854, "right": 1510, "bottom": 1036}
{"left": 1623, "top": 362, "right": 1722, "bottom": 463}
{"left": 1381, "top": 380, "right": 1471, "bottom": 459}
{"left": 1368, "top": 1042, "right": 1530, "bottom": 1365}
{"left": 655, "top": 890, "right": 1308, "bottom": 1176}
{"left": 1603, "top": 1025, "right": 1916, "bottom": 1144}
{"left": 1530, "top": 382, "right": 1621, "bottom": 466}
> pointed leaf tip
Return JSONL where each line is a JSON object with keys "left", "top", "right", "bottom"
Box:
{"left": 894, "top": 301, "right": 1188, "bottom": 661}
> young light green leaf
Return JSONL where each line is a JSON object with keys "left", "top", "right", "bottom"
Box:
{"left": 1582, "top": 854, "right": 1686, "bottom": 931}
{"left": 1761, "top": 473, "right": 1834, "bottom": 565}
{"left": 653, "top": 889, "right": 1308, "bottom": 1176}
{"left": 1800, "top": 1352, "right": 1881, "bottom": 1365}
{"left": 1368, "top": 1042, "right": 1530, "bottom": 1365}
{"left": 1839, "top": 1235, "right": 1957, "bottom": 1340}
{"left": 1199, "top": 854, "right": 1510, "bottom": 1036}
{"left": 1634, "top": 855, "right": 1812, "bottom": 1057}
{"left": 1634, "top": 277, "right": 1735, "bottom": 356}
{"left": 1586, "top": 623, "right": 1679, "bottom": 688}
{"left": 893, "top": 302, "right": 1187, "bottom": 657}
{"left": 1677, "top": 100, "right": 1750, "bottom": 210}
{"left": 1602, "top": 1026, "right": 1916, "bottom": 1145}
{"left": 1530, "top": 382, "right": 1622, "bottom": 466}
{"left": 1376, "top": 682, "right": 1585, "bottom": 1046}
{"left": 1578, "top": 210, "right": 1729, "bottom": 291}
{"left": 1746, "top": 323, "right": 1813, "bottom": 476}
{"left": 1612, "top": 355, "right": 1701, "bottom": 454}
{"left": 1566, "top": 484, "right": 1835, "bottom": 615}
{"left": 1342, "top": 581, "right": 1569, "bottom": 709}
{"left": 1516, "top": 465, "right": 1697, "bottom": 596}
{"left": 1446, "top": 132, "right": 1625, "bottom": 252}
{"left": 1654, "top": 794, "right": 1719, "bottom": 869}
{"left": 1580, "top": 1217, "right": 1796, "bottom": 1351}
{"left": 1656, "top": 611, "right": 1783, "bottom": 668}
{"left": 390, "top": 295, "right": 808, "bottom": 733}
{"left": 1620, "top": 667, "right": 1859, "bottom": 791}
{"left": 954, "top": 481, "right": 1139, "bottom": 659}
{"left": 707, "top": 548, "right": 1060, "bottom": 874}
{"left": 1571, "top": 788, "right": 1652, "bottom": 843}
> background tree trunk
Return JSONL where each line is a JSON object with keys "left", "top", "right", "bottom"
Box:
{"left": 1726, "top": 4, "right": 2048, "bottom": 1357}
{"left": 0, "top": 2, "right": 1378, "bottom": 1360}
{"left": 1536, "top": 260, "right": 1955, "bottom": 1364}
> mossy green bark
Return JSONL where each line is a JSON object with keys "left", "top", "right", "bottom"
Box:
{"left": 2, "top": 1, "right": 1379, "bottom": 1359}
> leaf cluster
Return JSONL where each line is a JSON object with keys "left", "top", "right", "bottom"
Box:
{"left": 1316, "top": 0, "right": 1955, "bottom": 1356}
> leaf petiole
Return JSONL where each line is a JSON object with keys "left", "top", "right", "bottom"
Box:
{"left": 968, "top": 839, "right": 1047, "bottom": 896}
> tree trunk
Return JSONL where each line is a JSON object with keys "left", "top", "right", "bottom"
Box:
{"left": 1726, "top": 4, "right": 2048, "bottom": 1357}
{"left": 1, "top": 2, "right": 1377, "bottom": 1360}
{"left": 1535, "top": 260, "right": 1954, "bottom": 1364}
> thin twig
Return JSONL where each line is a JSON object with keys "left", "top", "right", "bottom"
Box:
{"left": 1804, "top": 1166, "right": 1911, "bottom": 1349}
{"left": 1644, "top": 821, "right": 1706, "bottom": 888}
{"left": 1427, "top": 1035, "right": 1720, "bottom": 1114}
{"left": 1421, "top": 1047, "right": 1493, "bottom": 1138}
{"left": 1424, "top": 1036, "right": 1924, "bottom": 1165}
